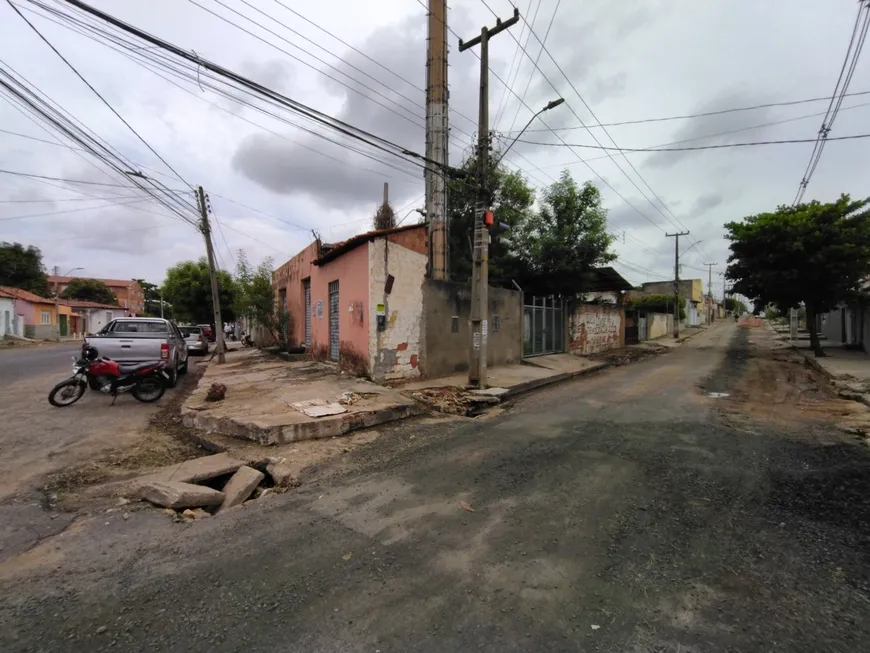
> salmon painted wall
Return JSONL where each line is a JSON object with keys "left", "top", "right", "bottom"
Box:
{"left": 312, "top": 243, "right": 370, "bottom": 361}
{"left": 272, "top": 240, "right": 370, "bottom": 362}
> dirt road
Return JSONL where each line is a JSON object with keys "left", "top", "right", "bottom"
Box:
{"left": 1, "top": 322, "right": 868, "bottom": 652}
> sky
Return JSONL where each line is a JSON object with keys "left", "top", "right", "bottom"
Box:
{"left": 1, "top": 0, "right": 869, "bottom": 299}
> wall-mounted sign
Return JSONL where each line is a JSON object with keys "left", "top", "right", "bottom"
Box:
{"left": 316, "top": 300, "right": 323, "bottom": 319}
{"left": 376, "top": 303, "right": 386, "bottom": 316}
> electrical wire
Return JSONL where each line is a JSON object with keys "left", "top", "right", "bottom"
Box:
{"left": 513, "top": 133, "right": 870, "bottom": 152}
{"left": 794, "top": 1, "right": 870, "bottom": 204}
{"left": 0, "top": 196, "right": 155, "bottom": 221}
{"left": 493, "top": 0, "right": 539, "bottom": 131}
{"left": 7, "top": 0, "right": 193, "bottom": 190}
{"left": 510, "top": 89, "right": 870, "bottom": 132}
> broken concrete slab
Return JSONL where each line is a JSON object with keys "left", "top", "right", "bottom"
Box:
{"left": 139, "top": 481, "right": 224, "bottom": 509}
{"left": 153, "top": 453, "right": 247, "bottom": 485}
{"left": 220, "top": 466, "right": 264, "bottom": 511}
{"left": 290, "top": 399, "right": 347, "bottom": 418}
{"left": 266, "top": 460, "right": 297, "bottom": 487}
{"left": 471, "top": 387, "right": 509, "bottom": 397}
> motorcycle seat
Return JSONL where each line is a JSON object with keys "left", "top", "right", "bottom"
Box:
{"left": 118, "top": 362, "right": 160, "bottom": 374}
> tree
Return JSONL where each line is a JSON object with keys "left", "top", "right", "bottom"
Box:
{"left": 233, "top": 251, "right": 290, "bottom": 346}
{"left": 163, "top": 258, "right": 236, "bottom": 325}
{"left": 725, "top": 195, "right": 870, "bottom": 356}
{"left": 447, "top": 148, "right": 536, "bottom": 285}
{"left": 372, "top": 201, "right": 396, "bottom": 230}
{"left": 511, "top": 171, "right": 615, "bottom": 296}
{"left": 133, "top": 279, "right": 163, "bottom": 316}
{"left": 0, "top": 242, "right": 50, "bottom": 296}
{"left": 724, "top": 297, "right": 748, "bottom": 315}
{"left": 60, "top": 278, "right": 117, "bottom": 305}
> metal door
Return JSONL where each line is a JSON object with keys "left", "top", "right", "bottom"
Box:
{"left": 638, "top": 316, "right": 648, "bottom": 341}
{"left": 328, "top": 280, "right": 339, "bottom": 362}
{"left": 59, "top": 314, "right": 68, "bottom": 337}
{"left": 523, "top": 295, "right": 564, "bottom": 357}
{"left": 303, "top": 279, "right": 311, "bottom": 347}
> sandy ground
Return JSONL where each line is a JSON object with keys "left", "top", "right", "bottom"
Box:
{"left": 1, "top": 321, "right": 868, "bottom": 652}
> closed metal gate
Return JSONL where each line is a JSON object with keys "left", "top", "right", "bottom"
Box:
{"left": 303, "top": 279, "right": 311, "bottom": 347}
{"left": 328, "top": 280, "right": 339, "bottom": 362}
{"left": 523, "top": 295, "right": 564, "bottom": 357}
{"left": 638, "top": 316, "right": 648, "bottom": 342}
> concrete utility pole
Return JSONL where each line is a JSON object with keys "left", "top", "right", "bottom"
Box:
{"left": 197, "top": 186, "right": 226, "bottom": 364}
{"left": 703, "top": 262, "right": 718, "bottom": 322}
{"left": 460, "top": 7, "right": 520, "bottom": 388}
{"left": 666, "top": 231, "right": 689, "bottom": 338}
{"left": 53, "top": 265, "right": 83, "bottom": 341}
{"left": 425, "top": 0, "right": 449, "bottom": 280}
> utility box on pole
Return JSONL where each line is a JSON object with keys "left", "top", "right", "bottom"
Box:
{"left": 425, "top": 0, "right": 449, "bottom": 280}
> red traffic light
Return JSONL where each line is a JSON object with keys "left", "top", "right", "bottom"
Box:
{"left": 484, "top": 210, "right": 494, "bottom": 226}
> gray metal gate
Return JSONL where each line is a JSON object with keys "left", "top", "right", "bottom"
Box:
{"left": 303, "top": 279, "right": 311, "bottom": 347}
{"left": 523, "top": 295, "right": 564, "bottom": 357}
{"left": 328, "top": 280, "right": 339, "bottom": 362}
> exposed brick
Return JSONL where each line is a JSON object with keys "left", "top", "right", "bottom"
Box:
{"left": 396, "top": 342, "right": 408, "bottom": 351}
{"left": 410, "top": 354, "right": 418, "bottom": 368}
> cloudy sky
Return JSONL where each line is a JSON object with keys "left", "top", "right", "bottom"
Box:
{"left": 1, "top": 0, "right": 869, "bottom": 297}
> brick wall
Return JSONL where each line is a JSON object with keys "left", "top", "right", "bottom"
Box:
{"left": 567, "top": 303, "right": 624, "bottom": 355}
{"left": 368, "top": 237, "right": 428, "bottom": 383}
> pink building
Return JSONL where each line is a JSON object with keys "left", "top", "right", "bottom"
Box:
{"left": 273, "top": 224, "right": 429, "bottom": 382}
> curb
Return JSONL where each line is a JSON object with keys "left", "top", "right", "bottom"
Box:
{"left": 502, "top": 362, "right": 611, "bottom": 400}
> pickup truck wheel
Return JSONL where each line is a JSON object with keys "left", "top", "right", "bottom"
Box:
{"left": 165, "top": 365, "right": 178, "bottom": 389}
{"left": 178, "top": 357, "right": 188, "bottom": 375}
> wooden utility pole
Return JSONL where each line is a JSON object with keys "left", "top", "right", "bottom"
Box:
{"left": 197, "top": 186, "right": 226, "bottom": 364}
{"left": 426, "top": 0, "right": 449, "bottom": 280}
{"left": 460, "top": 7, "right": 520, "bottom": 388}
{"left": 703, "top": 262, "right": 718, "bottom": 322}
{"left": 667, "top": 231, "right": 689, "bottom": 338}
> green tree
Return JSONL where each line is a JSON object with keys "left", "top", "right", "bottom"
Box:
{"left": 133, "top": 279, "right": 162, "bottom": 317}
{"left": 626, "top": 294, "right": 686, "bottom": 320}
{"left": 233, "top": 251, "right": 290, "bottom": 346}
{"left": 512, "top": 171, "right": 615, "bottom": 296}
{"left": 0, "top": 242, "right": 50, "bottom": 296}
{"left": 163, "top": 258, "right": 236, "bottom": 325}
{"left": 725, "top": 195, "right": 870, "bottom": 356}
{"left": 724, "top": 297, "right": 748, "bottom": 315}
{"left": 60, "top": 278, "right": 117, "bottom": 305}
{"left": 447, "top": 149, "right": 536, "bottom": 285}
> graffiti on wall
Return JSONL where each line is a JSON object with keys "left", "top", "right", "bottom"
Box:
{"left": 568, "top": 304, "right": 623, "bottom": 355}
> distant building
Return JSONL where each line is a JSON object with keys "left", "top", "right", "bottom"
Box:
{"left": 47, "top": 276, "right": 143, "bottom": 315}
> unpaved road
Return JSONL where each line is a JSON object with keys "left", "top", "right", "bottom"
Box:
{"left": 1, "top": 322, "right": 869, "bottom": 652}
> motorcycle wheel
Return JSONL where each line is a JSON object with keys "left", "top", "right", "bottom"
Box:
{"left": 132, "top": 374, "right": 165, "bottom": 403}
{"left": 48, "top": 378, "right": 86, "bottom": 407}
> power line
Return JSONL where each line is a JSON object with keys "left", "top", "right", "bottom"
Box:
{"left": 0, "top": 196, "right": 155, "bottom": 221}
{"left": 794, "top": 0, "right": 870, "bottom": 204}
{"left": 515, "top": 132, "right": 870, "bottom": 151}
{"left": 0, "top": 167, "right": 184, "bottom": 189}
{"left": 511, "top": 89, "right": 870, "bottom": 132}
{"left": 7, "top": 0, "right": 193, "bottom": 189}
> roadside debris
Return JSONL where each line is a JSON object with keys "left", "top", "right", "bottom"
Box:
{"left": 206, "top": 382, "right": 227, "bottom": 402}
{"left": 592, "top": 345, "right": 666, "bottom": 367}
{"left": 458, "top": 500, "right": 474, "bottom": 512}
{"left": 219, "top": 465, "right": 265, "bottom": 511}
{"left": 139, "top": 480, "right": 224, "bottom": 509}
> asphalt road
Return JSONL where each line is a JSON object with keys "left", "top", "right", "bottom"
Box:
{"left": 0, "top": 342, "right": 83, "bottom": 384}
{"left": 2, "top": 322, "right": 868, "bottom": 652}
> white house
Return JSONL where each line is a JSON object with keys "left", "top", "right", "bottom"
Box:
{"left": 59, "top": 299, "right": 127, "bottom": 337}
{"left": 0, "top": 289, "right": 25, "bottom": 339}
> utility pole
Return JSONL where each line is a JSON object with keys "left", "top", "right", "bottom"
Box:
{"left": 460, "top": 7, "right": 520, "bottom": 388}
{"left": 425, "top": 0, "right": 449, "bottom": 280}
{"left": 703, "top": 262, "right": 718, "bottom": 323}
{"left": 666, "top": 231, "right": 689, "bottom": 338}
{"left": 197, "top": 186, "right": 226, "bottom": 364}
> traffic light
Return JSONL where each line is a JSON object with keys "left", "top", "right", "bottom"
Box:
{"left": 484, "top": 210, "right": 494, "bottom": 226}
{"left": 491, "top": 220, "right": 512, "bottom": 247}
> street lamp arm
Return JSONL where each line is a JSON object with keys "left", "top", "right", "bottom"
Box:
{"left": 494, "top": 98, "right": 564, "bottom": 168}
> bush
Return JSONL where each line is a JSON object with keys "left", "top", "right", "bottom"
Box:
{"left": 627, "top": 294, "right": 686, "bottom": 320}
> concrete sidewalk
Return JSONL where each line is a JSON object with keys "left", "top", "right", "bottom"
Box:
{"left": 181, "top": 349, "right": 421, "bottom": 445}
{"left": 400, "top": 353, "right": 609, "bottom": 400}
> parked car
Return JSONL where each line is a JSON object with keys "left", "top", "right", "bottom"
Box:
{"left": 198, "top": 324, "right": 215, "bottom": 342}
{"left": 85, "top": 317, "right": 189, "bottom": 388}
{"left": 180, "top": 325, "right": 209, "bottom": 355}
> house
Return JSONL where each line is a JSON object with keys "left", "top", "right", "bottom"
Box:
{"left": 0, "top": 289, "right": 24, "bottom": 339}
{"left": 272, "top": 223, "right": 524, "bottom": 383}
{"left": 47, "top": 276, "right": 143, "bottom": 315}
{"left": 0, "top": 286, "right": 74, "bottom": 340}
{"left": 59, "top": 299, "right": 127, "bottom": 337}
{"left": 637, "top": 279, "right": 705, "bottom": 326}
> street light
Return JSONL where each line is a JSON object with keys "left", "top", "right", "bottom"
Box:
{"left": 494, "top": 98, "right": 565, "bottom": 167}
{"left": 54, "top": 266, "right": 84, "bottom": 341}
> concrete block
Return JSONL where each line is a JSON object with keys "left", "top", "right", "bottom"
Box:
{"left": 219, "top": 466, "right": 265, "bottom": 510}
{"left": 159, "top": 453, "right": 247, "bottom": 484}
{"left": 472, "top": 387, "right": 509, "bottom": 397}
{"left": 139, "top": 481, "right": 225, "bottom": 509}
{"left": 266, "top": 461, "right": 296, "bottom": 487}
